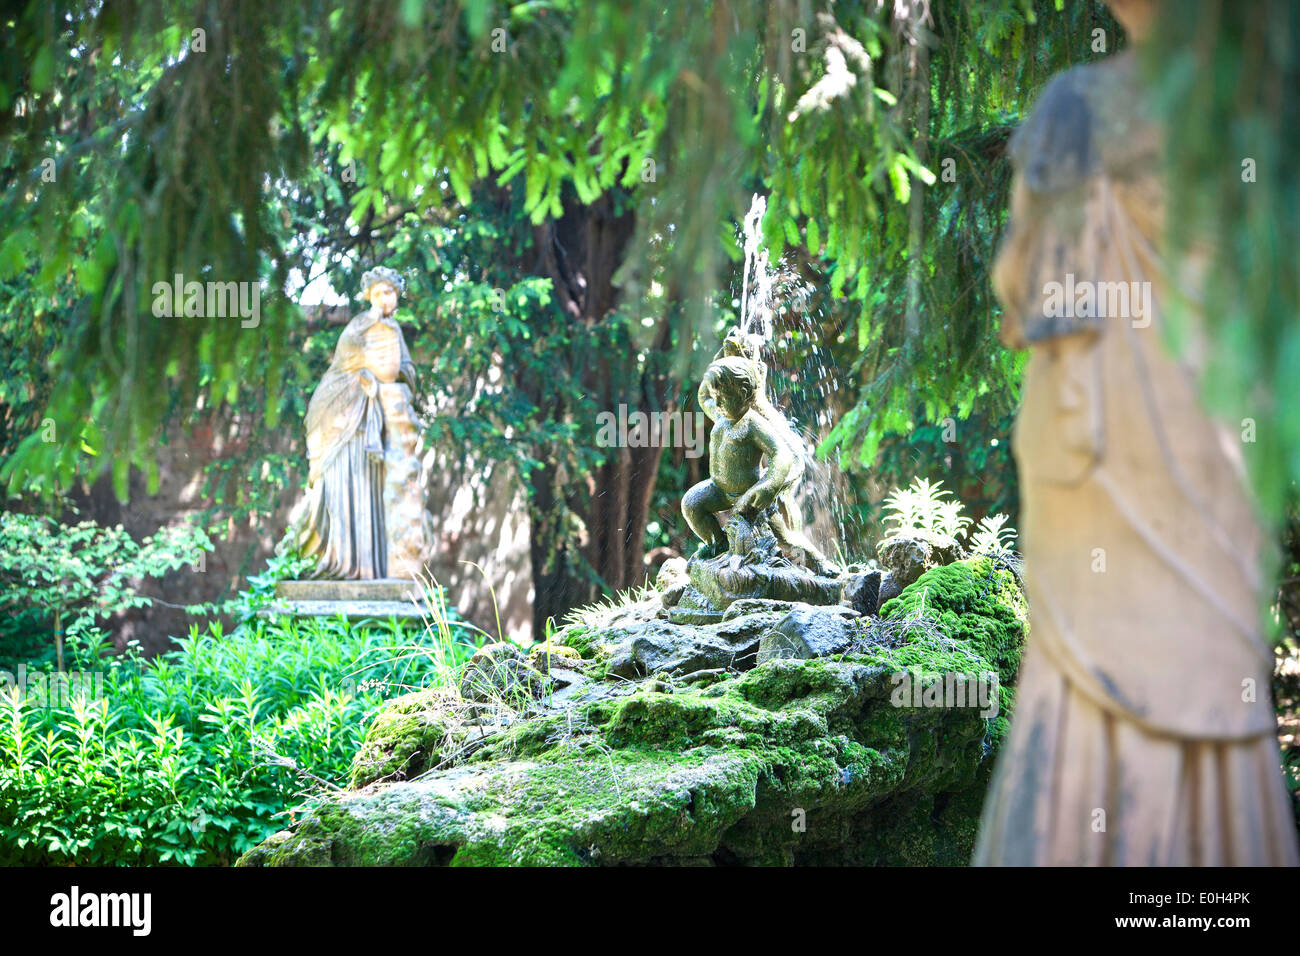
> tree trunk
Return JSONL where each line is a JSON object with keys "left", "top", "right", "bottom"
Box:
{"left": 521, "top": 188, "right": 669, "bottom": 634}
{"left": 524, "top": 461, "right": 597, "bottom": 634}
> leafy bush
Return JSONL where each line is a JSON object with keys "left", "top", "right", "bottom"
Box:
{"left": 0, "top": 605, "right": 478, "bottom": 865}
{"left": 0, "top": 510, "right": 213, "bottom": 670}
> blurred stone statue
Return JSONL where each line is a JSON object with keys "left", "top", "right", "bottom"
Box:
{"left": 282, "top": 267, "right": 434, "bottom": 580}
{"left": 976, "top": 0, "right": 1298, "bottom": 865}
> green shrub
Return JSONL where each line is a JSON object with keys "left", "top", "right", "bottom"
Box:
{"left": 0, "top": 510, "right": 213, "bottom": 670}
{"left": 0, "top": 607, "right": 478, "bottom": 866}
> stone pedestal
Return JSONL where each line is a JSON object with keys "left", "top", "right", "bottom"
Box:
{"left": 259, "top": 578, "right": 435, "bottom": 620}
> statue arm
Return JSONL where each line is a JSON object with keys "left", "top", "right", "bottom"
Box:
{"left": 697, "top": 379, "right": 719, "bottom": 422}
{"left": 330, "top": 320, "right": 381, "bottom": 397}
{"left": 736, "top": 417, "right": 794, "bottom": 516}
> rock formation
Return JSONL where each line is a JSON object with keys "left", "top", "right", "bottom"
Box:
{"left": 238, "top": 555, "right": 1026, "bottom": 866}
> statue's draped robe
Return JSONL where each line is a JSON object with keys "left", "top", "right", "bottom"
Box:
{"left": 285, "top": 312, "right": 418, "bottom": 579}
{"left": 976, "top": 54, "right": 1298, "bottom": 865}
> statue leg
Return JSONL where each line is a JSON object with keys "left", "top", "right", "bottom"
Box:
{"left": 770, "top": 496, "right": 836, "bottom": 574}
{"left": 683, "top": 479, "right": 731, "bottom": 556}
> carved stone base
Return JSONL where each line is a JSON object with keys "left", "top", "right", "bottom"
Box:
{"left": 275, "top": 578, "right": 426, "bottom": 602}
{"left": 261, "top": 578, "right": 434, "bottom": 620}
{"left": 688, "top": 551, "right": 841, "bottom": 612}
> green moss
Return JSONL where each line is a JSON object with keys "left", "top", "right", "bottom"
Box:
{"left": 241, "top": 661, "right": 987, "bottom": 866}
{"left": 240, "top": 555, "right": 1029, "bottom": 867}
{"left": 735, "top": 656, "right": 869, "bottom": 710}
{"left": 986, "top": 684, "right": 1017, "bottom": 753}
{"left": 876, "top": 556, "right": 1028, "bottom": 684}
{"left": 553, "top": 624, "right": 600, "bottom": 659}
{"left": 348, "top": 688, "right": 460, "bottom": 789}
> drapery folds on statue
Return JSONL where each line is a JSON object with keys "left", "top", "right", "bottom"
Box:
{"left": 282, "top": 267, "right": 434, "bottom": 581}
{"left": 975, "top": 6, "right": 1298, "bottom": 866}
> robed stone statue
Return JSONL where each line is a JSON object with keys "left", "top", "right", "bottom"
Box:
{"left": 975, "top": 0, "right": 1298, "bottom": 866}
{"left": 281, "top": 266, "right": 434, "bottom": 580}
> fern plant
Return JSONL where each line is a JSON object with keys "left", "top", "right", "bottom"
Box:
{"left": 969, "top": 513, "right": 1017, "bottom": 557}
{"left": 882, "top": 477, "right": 1017, "bottom": 555}
{"left": 882, "top": 478, "right": 970, "bottom": 538}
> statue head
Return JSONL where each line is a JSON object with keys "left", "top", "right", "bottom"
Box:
{"left": 1104, "top": 0, "right": 1154, "bottom": 44}
{"left": 359, "top": 266, "right": 406, "bottom": 317}
{"left": 702, "top": 356, "right": 760, "bottom": 421}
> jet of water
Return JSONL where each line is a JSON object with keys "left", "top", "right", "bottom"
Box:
{"left": 732, "top": 193, "right": 867, "bottom": 560}
{"left": 739, "top": 195, "right": 774, "bottom": 341}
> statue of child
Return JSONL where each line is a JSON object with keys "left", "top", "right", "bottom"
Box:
{"left": 684, "top": 354, "right": 834, "bottom": 574}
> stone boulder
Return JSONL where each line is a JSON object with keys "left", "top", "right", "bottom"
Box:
{"left": 656, "top": 557, "right": 690, "bottom": 609}
{"left": 458, "top": 642, "right": 551, "bottom": 703}
{"left": 523, "top": 645, "right": 590, "bottom": 694}
{"left": 240, "top": 557, "right": 1027, "bottom": 868}
{"left": 877, "top": 572, "right": 904, "bottom": 608}
{"left": 841, "top": 569, "right": 882, "bottom": 616}
{"left": 876, "top": 531, "right": 964, "bottom": 590}
{"left": 756, "top": 605, "right": 860, "bottom": 664}
{"left": 347, "top": 687, "right": 463, "bottom": 788}
{"left": 603, "top": 606, "right": 796, "bottom": 679}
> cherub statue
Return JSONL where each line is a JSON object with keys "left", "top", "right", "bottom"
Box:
{"left": 282, "top": 266, "right": 434, "bottom": 580}
{"left": 684, "top": 337, "right": 834, "bottom": 575}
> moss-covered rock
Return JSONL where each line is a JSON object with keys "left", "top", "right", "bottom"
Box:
{"left": 876, "top": 555, "right": 1028, "bottom": 682}
{"left": 348, "top": 687, "right": 463, "bottom": 789}
{"left": 240, "top": 557, "right": 1026, "bottom": 867}
{"left": 877, "top": 530, "right": 965, "bottom": 589}
{"left": 458, "top": 641, "right": 550, "bottom": 703}
{"left": 524, "top": 643, "right": 585, "bottom": 672}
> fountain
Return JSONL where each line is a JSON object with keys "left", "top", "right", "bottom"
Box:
{"left": 238, "top": 200, "right": 1027, "bottom": 869}
{"left": 661, "top": 196, "right": 881, "bottom": 640}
